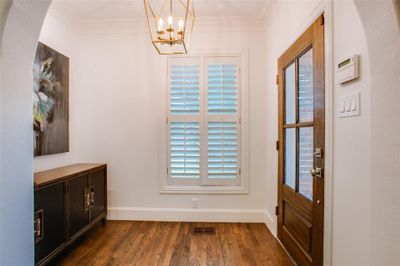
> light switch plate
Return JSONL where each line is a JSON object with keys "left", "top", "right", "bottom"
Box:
{"left": 339, "top": 92, "right": 360, "bottom": 118}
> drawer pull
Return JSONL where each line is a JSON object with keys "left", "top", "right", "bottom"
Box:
{"left": 34, "top": 209, "right": 44, "bottom": 243}
{"left": 84, "top": 186, "right": 95, "bottom": 211}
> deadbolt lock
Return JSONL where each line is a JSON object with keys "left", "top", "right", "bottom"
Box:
{"left": 314, "top": 148, "right": 324, "bottom": 158}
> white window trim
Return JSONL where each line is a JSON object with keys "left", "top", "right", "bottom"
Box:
{"left": 159, "top": 49, "right": 249, "bottom": 194}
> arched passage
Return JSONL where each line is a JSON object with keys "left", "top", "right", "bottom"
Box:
{"left": 0, "top": 1, "right": 51, "bottom": 264}
{"left": 0, "top": 1, "right": 398, "bottom": 265}
{"left": 353, "top": 1, "right": 400, "bottom": 264}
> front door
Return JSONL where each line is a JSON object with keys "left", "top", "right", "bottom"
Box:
{"left": 277, "top": 15, "right": 325, "bottom": 266}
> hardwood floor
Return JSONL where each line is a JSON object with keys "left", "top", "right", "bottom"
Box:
{"left": 54, "top": 221, "right": 293, "bottom": 266}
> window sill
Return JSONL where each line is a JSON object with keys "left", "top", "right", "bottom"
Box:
{"left": 160, "top": 185, "right": 248, "bottom": 195}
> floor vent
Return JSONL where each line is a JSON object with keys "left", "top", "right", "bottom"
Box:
{"left": 192, "top": 226, "right": 217, "bottom": 235}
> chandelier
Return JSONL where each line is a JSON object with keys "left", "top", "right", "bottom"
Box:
{"left": 144, "top": 0, "right": 195, "bottom": 55}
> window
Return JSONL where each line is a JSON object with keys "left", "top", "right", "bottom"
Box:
{"left": 165, "top": 55, "right": 246, "bottom": 192}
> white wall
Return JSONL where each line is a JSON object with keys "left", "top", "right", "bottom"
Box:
{"left": 263, "top": 0, "right": 372, "bottom": 265}
{"left": 331, "top": 1, "right": 371, "bottom": 264}
{"left": 35, "top": 14, "right": 268, "bottom": 221}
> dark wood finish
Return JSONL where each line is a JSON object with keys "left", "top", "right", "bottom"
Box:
{"left": 68, "top": 174, "right": 90, "bottom": 238}
{"left": 89, "top": 168, "right": 107, "bottom": 221}
{"left": 34, "top": 182, "right": 66, "bottom": 263}
{"left": 34, "top": 164, "right": 107, "bottom": 266}
{"left": 54, "top": 221, "right": 294, "bottom": 266}
{"left": 277, "top": 14, "right": 325, "bottom": 266}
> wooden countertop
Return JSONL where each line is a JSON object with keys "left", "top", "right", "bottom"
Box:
{"left": 34, "top": 163, "right": 107, "bottom": 188}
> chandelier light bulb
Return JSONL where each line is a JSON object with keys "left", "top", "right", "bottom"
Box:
{"left": 157, "top": 18, "right": 164, "bottom": 32}
{"left": 178, "top": 20, "right": 184, "bottom": 31}
{"left": 168, "top": 15, "right": 173, "bottom": 27}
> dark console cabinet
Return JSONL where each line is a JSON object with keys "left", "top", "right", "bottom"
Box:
{"left": 34, "top": 164, "right": 107, "bottom": 265}
{"left": 34, "top": 182, "right": 65, "bottom": 263}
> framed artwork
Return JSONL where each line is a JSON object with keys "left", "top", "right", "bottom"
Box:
{"left": 33, "top": 42, "right": 69, "bottom": 156}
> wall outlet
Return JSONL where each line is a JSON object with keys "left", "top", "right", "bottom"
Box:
{"left": 191, "top": 198, "right": 199, "bottom": 209}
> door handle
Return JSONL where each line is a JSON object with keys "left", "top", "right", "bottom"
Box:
{"left": 310, "top": 167, "right": 323, "bottom": 178}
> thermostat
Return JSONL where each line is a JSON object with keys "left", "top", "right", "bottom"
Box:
{"left": 336, "top": 55, "right": 359, "bottom": 84}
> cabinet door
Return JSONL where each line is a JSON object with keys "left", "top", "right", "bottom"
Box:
{"left": 68, "top": 174, "right": 90, "bottom": 238}
{"left": 89, "top": 168, "right": 106, "bottom": 221}
{"left": 34, "top": 182, "right": 65, "bottom": 264}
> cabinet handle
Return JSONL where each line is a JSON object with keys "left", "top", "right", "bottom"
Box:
{"left": 34, "top": 209, "right": 44, "bottom": 243}
{"left": 84, "top": 189, "right": 91, "bottom": 211}
{"left": 90, "top": 191, "right": 95, "bottom": 206}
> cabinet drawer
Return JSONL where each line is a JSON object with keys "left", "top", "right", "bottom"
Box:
{"left": 34, "top": 182, "right": 65, "bottom": 264}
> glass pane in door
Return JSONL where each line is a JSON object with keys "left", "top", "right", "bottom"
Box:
{"left": 299, "top": 127, "right": 313, "bottom": 200}
{"left": 285, "top": 63, "right": 296, "bottom": 124}
{"left": 298, "top": 49, "right": 314, "bottom": 123}
{"left": 284, "top": 128, "right": 296, "bottom": 189}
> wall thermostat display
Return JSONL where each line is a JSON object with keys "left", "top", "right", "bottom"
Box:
{"left": 336, "top": 55, "right": 359, "bottom": 85}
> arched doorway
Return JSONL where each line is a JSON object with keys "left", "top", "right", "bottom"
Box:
{"left": 0, "top": 1, "right": 398, "bottom": 265}
{"left": 0, "top": 1, "right": 51, "bottom": 264}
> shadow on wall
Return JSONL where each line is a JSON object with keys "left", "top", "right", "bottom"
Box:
{"left": 0, "top": 0, "right": 11, "bottom": 46}
{"left": 395, "top": 0, "right": 400, "bottom": 29}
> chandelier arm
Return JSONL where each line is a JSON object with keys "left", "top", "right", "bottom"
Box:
{"left": 157, "top": 0, "right": 168, "bottom": 20}
{"left": 145, "top": 0, "right": 157, "bottom": 19}
{"left": 182, "top": 0, "right": 190, "bottom": 40}
{"left": 144, "top": 0, "right": 155, "bottom": 39}
{"left": 178, "top": 0, "right": 194, "bottom": 17}
{"left": 186, "top": 16, "right": 195, "bottom": 49}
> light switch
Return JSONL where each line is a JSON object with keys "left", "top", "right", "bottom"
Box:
{"left": 339, "top": 98, "right": 346, "bottom": 113}
{"left": 339, "top": 92, "right": 360, "bottom": 118}
{"left": 350, "top": 97, "right": 357, "bottom": 111}
{"left": 345, "top": 98, "right": 351, "bottom": 112}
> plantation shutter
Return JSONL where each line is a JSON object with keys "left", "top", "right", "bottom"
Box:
{"left": 205, "top": 57, "right": 240, "bottom": 185}
{"left": 167, "top": 56, "right": 241, "bottom": 187}
{"left": 170, "top": 122, "right": 200, "bottom": 178}
{"left": 168, "top": 58, "right": 202, "bottom": 183}
{"left": 170, "top": 64, "right": 200, "bottom": 114}
{"left": 207, "top": 121, "right": 238, "bottom": 179}
{"left": 207, "top": 64, "right": 238, "bottom": 114}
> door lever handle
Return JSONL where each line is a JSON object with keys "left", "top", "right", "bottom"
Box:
{"left": 310, "top": 167, "right": 323, "bottom": 178}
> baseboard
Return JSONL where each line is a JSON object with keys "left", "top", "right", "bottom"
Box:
{"left": 108, "top": 207, "right": 267, "bottom": 223}
{"left": 264, "top": 210, "right": 277, "bottom": 237}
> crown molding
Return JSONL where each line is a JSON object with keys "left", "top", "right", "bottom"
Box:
{"left": 47, "top": 0, "right": 270, "bottom": 35}
{"left": 74, "top": 17, "right": 266, "bottom": 35}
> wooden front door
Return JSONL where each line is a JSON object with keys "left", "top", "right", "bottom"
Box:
{"left": 277, "top": 15, "right": 325, "bottom": 266}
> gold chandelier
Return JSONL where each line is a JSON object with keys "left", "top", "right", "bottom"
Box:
{"left": 144, "top": 0, "right": 195, "bottom": 55}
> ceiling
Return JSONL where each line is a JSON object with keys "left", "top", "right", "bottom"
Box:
{"left": 50, "top": 0, "right": 270, "bottom": 23}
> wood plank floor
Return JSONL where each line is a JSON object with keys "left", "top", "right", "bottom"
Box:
{"left": 54, "top": 221, "right": 293, "bottom": 266}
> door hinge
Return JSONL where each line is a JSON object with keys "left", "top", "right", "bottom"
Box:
{"left": 166, "top": 118, "right": 169, "bottom": 125}
{"left": 275, "top": 206, "right": 279, "bottom": 216}
{"left": 276, "top": 140, "right": 280, "bottom": 151}
{"left": 321, "top": 13, "right": 325, "bottom": 25}
{"left": 276, "top": 75, "right": 279, "bottom": 85}
{"left": 167, "top": 167, "right": 169, "bottom": 174}
{"left": 238, "top": 168, "right": 241, "bottom": 175}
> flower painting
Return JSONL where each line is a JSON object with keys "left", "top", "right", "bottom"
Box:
{"left": 33, "top": 42, "right": 69, "bottom": 156}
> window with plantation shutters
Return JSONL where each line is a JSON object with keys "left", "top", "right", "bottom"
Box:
{"left": 167, "top": 56, "right": 242, "bottom": 187}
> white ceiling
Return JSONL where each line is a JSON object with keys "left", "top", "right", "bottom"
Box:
{"left": 50, "top": 0, "right": 269, "bottom": 23}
